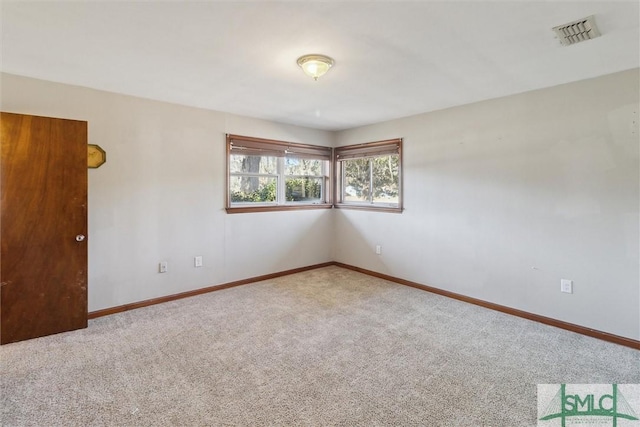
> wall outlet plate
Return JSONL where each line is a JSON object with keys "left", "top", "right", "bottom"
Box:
{"left": 195, "top": 256, "right": 203, "bottom": 267}
{"left": 159, "top": 261, "right": 168, "bottom": 273}
{"left": 561, "top": 279, "right": 573, "bottom": 294}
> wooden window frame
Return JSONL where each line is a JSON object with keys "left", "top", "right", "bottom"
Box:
{"left": 226, "top": 134, "right": 333, "bottom": 214}
{"left": 334, "top": 138, "right": 403, "bottom": 213}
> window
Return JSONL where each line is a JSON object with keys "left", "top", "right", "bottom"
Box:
{"left": 226, "top": 134, "right": 332, "bottom": 213}
{"left": 335, "top": 138, "right": 402, "bottom": 213}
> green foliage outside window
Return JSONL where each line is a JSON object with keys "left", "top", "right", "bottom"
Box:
{"left": 230, "top": 154, "right": 325, "bottom": 204}
{"left": 230, "top": 178, "right": 322, "bottom": 203}
{"left": 343, "top": 155, "right": 399, "bottom": 204}
{"left": 230, "top": 180, "right": 277, "bottom": 203}
{"left": 285, "top": 177, "right": 322, "bottom": 201}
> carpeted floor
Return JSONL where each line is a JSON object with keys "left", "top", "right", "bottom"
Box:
{"left": 1, "top": 266, "right": 638, "bottom": 426}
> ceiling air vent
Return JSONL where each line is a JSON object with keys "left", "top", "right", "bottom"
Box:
{"left": 552, "top": 15, "right": 601, "bottom": 46}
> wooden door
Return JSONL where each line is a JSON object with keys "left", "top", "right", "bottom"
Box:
{"left": 1, "top": 112, "right": 88, "bottom": 344}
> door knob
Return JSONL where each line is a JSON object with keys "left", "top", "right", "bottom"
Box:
{"left": 75, "top": 234, "right": 86, "bottom": 242}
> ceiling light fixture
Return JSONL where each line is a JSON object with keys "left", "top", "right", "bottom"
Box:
{"left": 297, "top": 54, "right": 334, "bottom": 81}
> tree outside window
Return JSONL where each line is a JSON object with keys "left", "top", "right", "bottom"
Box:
{"left": 335, "top": 139, "right": 402, "bottom": 212}
{"left": 226, "top": 135, "right": 332, "bottom": 213}
{"left": 226, "top": 135, "right": 402, "bottom": 214}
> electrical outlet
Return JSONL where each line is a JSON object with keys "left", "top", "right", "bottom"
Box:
{"left": 561, "top": 279, "right": 572, "bottom": 294}
{"left": 375, "top": 245, "right": 381, "bottom": 255}
{"left": 194, "top": 256, "right": 203, "bottom": 267}
{"left": 159, "top": 261, "right": 168, "bottom": 273}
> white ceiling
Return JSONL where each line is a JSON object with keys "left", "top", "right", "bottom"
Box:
{"left": 1, "top": 1, "right": 639, "bottom": 131}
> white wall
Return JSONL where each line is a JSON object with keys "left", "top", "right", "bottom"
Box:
{"left": 1, "top": 73, "right": 334, "bottom": 312}
{"left": 3, "top": 70, "right": 638, "bottom": 341}
{"left": 334, "top": 69, "right": 640, "bottom": 340}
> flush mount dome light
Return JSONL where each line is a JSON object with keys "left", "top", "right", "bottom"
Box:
{"left": 297, "top": 54, "right": 334, "bottom": 81}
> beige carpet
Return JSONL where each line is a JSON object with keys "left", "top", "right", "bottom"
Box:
{"left": 1, "top": 266, "right": 638, "bottom": 426}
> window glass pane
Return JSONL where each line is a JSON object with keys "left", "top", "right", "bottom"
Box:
{"left": 226, "top": 135, "right": 333, "bottom": 212}
{"left": 372, "top": 154, "right": 399, "bottom": 204}
{"left": 230, "top": 154, "right": 277, "bottom": 174}
{"left": 285, "top": 158, "right": 323, "bottom": 176}
{"left": 285, "top": 177, "right": 323, "bottom": 202}
{"left": 229, "top": 176, "right": 277, "bottom": 203}
{"left": 343, "top": 158, "right": 371, "bottom": 203}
